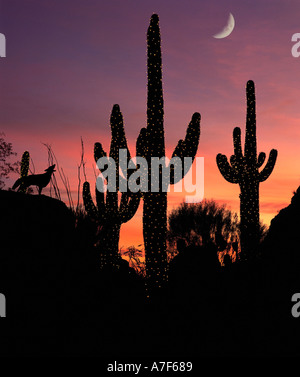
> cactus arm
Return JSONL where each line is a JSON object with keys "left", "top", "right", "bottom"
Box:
{"left": 257, "top": 152, "right": 266, "bottom": 168}
{"left": 106, "top": 106, "right": 127, "bottom": 220}
{"left": 111, "top": 105, "right": 131, "bottom": 154}
{"left": 109, "top": 107, "right": 121, "bottom": 191}
{"left": 233, "top": 127, "right": 243, "bottom": 159}
{"left": 172, "top": 112, "right": 201, "bottom": 160}
{"left": 170, "top": 139, "right": 184, "bottom": 185}
{"left": 18, "top": 151, "right": 30, "bottom": 193}
{"left": 230, "top": 127, "right": 244, "bottom": 172}
{"left": 92, "top": 109, "right": 120, "bottom": 217}
{"left": 244, "top": 80, "right": 257, "bottom": 161}
{"left": 216, "top": 154, "right": 239, "bottom": 184}
{"left": 119, "top": 192, "right": 130, "bottom": 214}
{"left": 258, "top": 149, "right": 278, "bottom": 182}
{"left": 109, "top": 104, "right": 141, "bottom": 222}
{"left": 120, "top": 193, "right": 141, "bottom": 223}
{"left": 180, "top": 112, "right": 201, "bottom": 159}
{"left": 93, "top": 142, "right": 109, "bottom": 215}
{"left": 110, "top": 104, "right": 129, "bottom": 160}
{"left": 21, "top": 151, "right": 30, "bottom": 178}
{"left": 136, "top": 128, "right": 149, "bottom": 159}
{"left": 83, "top": 182, "right": 100, "bottom": 220}
{"left": 110, "top": 104, "right": 136, "bottom": 193}
{"left": 172, "top": 139, "right": 184, "bottom": 159}
{"left": 170, "top": 112, "right": 201, "bottom": 185}
{"left": 230, "top": 155, "right": 239, "bottom": 171}
{"left": 95, "top": 185, "right": 106, "bottom": 215}
{"left": 94, "top": 142, "right": 106, "bottom": 162}
{"left": 94, "top": 142, "right": 107, "bottom": 177}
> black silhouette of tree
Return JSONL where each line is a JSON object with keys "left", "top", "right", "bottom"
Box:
{"left": 122, "top": 246, "right": 145, "bottom": 276}
{"left": 168, "top": 200, "right": 239, "bottom": 253}
{"left": 0, "top": 133, "right": 19, "bottom": 189}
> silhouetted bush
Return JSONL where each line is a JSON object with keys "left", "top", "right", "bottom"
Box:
{"left": 168, "top": 200, "right": 239, "bottom": 261}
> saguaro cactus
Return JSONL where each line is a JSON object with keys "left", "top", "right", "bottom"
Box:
{"left": 216, "top": 80, "right": 277, "bottom": 259}
{"left": 18, "top": 151, "right": 30, "bottom": 193}
{"left": 137, "top": 14, "right": 201, "bottom": 287}
{"left": 83, "top": 104, "right": 140, "bottom": 267}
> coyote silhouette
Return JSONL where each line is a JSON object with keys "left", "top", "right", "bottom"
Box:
{"left": 12, "top": 164, "right": 56, "bottom": 195}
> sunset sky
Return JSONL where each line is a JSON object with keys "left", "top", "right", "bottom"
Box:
{"left": 1, "top": 0, "right": 300, "bottom": 249}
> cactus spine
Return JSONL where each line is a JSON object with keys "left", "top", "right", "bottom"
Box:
{"left": 216, "top": 80, "right": 277, "bottom": 259}
{"left": 83, "top": 105, "right": 140, "bottom": 267}
{"left": 137, "top": 14, "right": 201, "bottom": 288}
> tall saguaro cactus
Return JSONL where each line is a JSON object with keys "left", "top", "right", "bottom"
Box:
{"left": 216, "top": 80, "right": 278, "bottom": 259}
{"left": 83, "top": 104, "right": 140, "bottom": 267}
{"left": 137, "top": 14, "right": 201, "bottom": 287}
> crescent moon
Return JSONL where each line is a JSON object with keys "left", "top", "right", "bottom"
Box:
{"left": 213, "top": 13, "right": 235, "bottom": 39}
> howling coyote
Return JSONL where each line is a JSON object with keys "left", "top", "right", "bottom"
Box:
{"left": 12, "top": 164, "right": 56, "bottom": 195}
